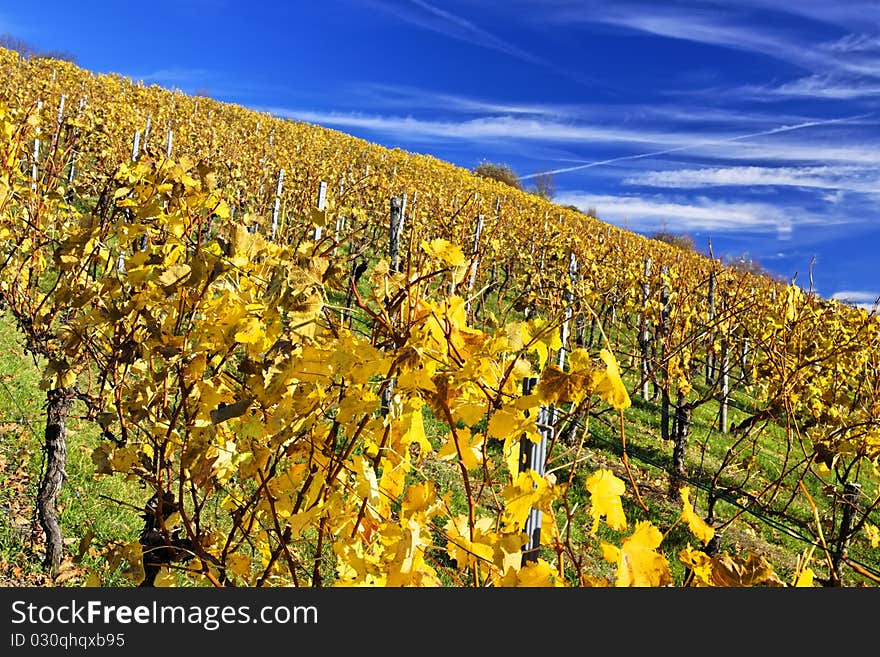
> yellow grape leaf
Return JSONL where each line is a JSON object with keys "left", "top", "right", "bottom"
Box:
{"left": 487, "top": 407, "right": 521, "bottom": 441}
{"left": 535, "top": 366, "right": 591, "bottom": 406}
{"left": 866, "top": 523, "right": 880, "bottom": 548}
{"left": 157, "top": 263, "right": 192, "bottom": 288}
{"left": 234, "top": 317, "right": 264, "bottom": 344}
{"left": 794, "top": 568, "right": 814, "bottom": 587}
{"left": 603, "top": 520, "right": 672, "bottom": 587}
{"left": 679, "top": 546, "right": 785, "bottom": 587}
{"left": 109, "top": 445, "right": 139, "bottom": 473}
{"left": 421, "top": 238, "right": 466, "bottom": 268}
{"left": 226, "top": 553, "right": 251, "bottom": 582}
{"left": 106, "top": 541, "right": 145, "bottom": 586}
{"left": 710, "top": 552, "right": 785, "bottom": 587}
{"left": 521, "top": 319, "right": 561, "bottom": 371}
{"left": 677, "top": 546, "right": 714, "bottom": 586}
{"left": 153, "top": 567, "right": 178, "bottom": 587}
{"left": 501, "top": 471, "right": 551, "bottom": 532}
{"left": 513, "top": 559, "right": 566, "bottom": 587}
{"left": 400, "top": 405, "right": 433, "bottom": 457}
{"left": 310, "top": 207, "right": 327, "bottom": 227}
{"left": 401, "top": 481, "right": 440, "bottom": 521}
{"left": 585, "top": 469, "right": 627, "bottom": 532}
{"left": 591, "top": 349, "right": 631, "bottom": 410}
{"left": 437, "top": 428, "right": 483, "bottom": 470}
{"left": 451, "top": 400, "right": 485, "bottom": 426}
{"left": 680, "top": 487, "right": 714, "bottom": 545}
{"left": 40, "top": 360, "right": 77, "bottom": 391}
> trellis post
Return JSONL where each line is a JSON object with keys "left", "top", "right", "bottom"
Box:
{"left": 640, "top": 258, "right": 652, "bottom": 400}
{"left": 270, "top": 169, "right": 285, "bottom": 240}
{"left": 381, "top": 196, "right": 407, "bottom": 416}
{"left": 518, "top": 377, "right": 552, "bottom": 566}
{"left": 313, "top": 180, "right": 328, "bottom": 242}
{"left": 465, "top": 213, "right": 484, "bottom": 318}
{"left": 31, "top": 100, "right": 42, "bottom": 190}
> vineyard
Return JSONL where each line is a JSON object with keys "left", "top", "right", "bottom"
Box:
{"left": 0, "top": 46, "right": 878, "bottom": 587}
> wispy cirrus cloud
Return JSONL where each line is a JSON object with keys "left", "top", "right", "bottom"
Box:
{"left": 358, "top": 0, "right": 548, "bottom": 67}
{"left": 265, "top": 107, "right": 696, "bottom": 146}
{"left": 540, "top": 1, "right": 880, "bottom": 71}
{"left": 553, "top": 192, "right": 819, "bottom": 238}
{"left": 342, "top": 83, "right": 570, "bottom": 118}
{"left": 823, "top": 33, "right": 880, "bottom": 53}
{"left": 344, "top": 83, "right": 818, "bottom": 127}
{"left": 136, "top": 68, "right": 212, "bottom": 84}
{"left": 761, "top": 74, "right": 880, "bottom": 99}
{"left": 519, "top": 1, "right": 880, "bottom": 102}
{"left": 543, "top": 2, "right": 828, "bottom": 71}
{"left": 521, "top": 112, "right": 873, "bottom": 179}
{"left": 625, "top": 164, "right": 880, "bottom": 194}
{"left": 831, "top": 290, "right": 880, "bottom": 311}
{"left": 267, "top": 101, "right": 878, "bottom": 183}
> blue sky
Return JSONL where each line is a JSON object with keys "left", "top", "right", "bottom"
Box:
{"left": 3, "top": 0, "right": 880, "bottom": 307}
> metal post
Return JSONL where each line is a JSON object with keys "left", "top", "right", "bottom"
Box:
{"left": 31, "top": 100, "right": 42, "bottom": 190}
{"left": 389, "top": 195, "right": 406, "bottom": 274}
{"left": 313, "top": 180, "right": 327, "bottom": 242}
{"left": 465, "top": 214, "right": 485, "bottom": 317}
{"left": 640, "top": 258, "right": 652, "bottom": 400}
{"left": 706, "top": 271, "right": 716, "bottom": 385}
{"left": 51, "top": 94, "right": 65, "bottom": 154}
{"left": 659, "top": 266, "right": 671, "bottom": 440}
{"left": 519, "top": 377, "right": 551, "bottom": 565}
{"left": 270, "top": 169, "right": 285, "bottom": 240}
{"left": 719, "top": 339, "right": 729, "bottom": 433}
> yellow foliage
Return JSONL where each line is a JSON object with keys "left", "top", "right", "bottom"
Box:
{"left": 602, "top": 521, "right": 672, "bottom": 587}
{"left": 585, "top": 468, "right": 627, "bottom": 532}
{"left": 679, "top": 487, "right": 715, "bottom": 545}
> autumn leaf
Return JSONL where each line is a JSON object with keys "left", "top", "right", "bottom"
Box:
{"left": 794, "top": 568, "right": 815, "bottom": 587}
{"left": 591, "top": 349, "right": 631, "bottom": 410}
{"left": 106, "top": 541, "right": 145, "bottom": 585}
{"left": 437, "top": 428, "right": 484, "bottom": 470}
{"left": 679, "top": 546, "right": 785, "bottom": 587}
{"left": 602, "top": 521, "right": 672, "bottom": 587}
{"left": 157, "top": 263, "right": 192, "bottom": 288}
{"left": 501, "top": 471, "right": 544, "bottom": 531}
{"left": 421, "top": 238, "right": 466, "bottom": 268}
{"left": 585, "top": 468, "right": 627, "bottom": 532}
{"left": 535, "top": 365, "right": 591, "bottom": 406}
{"left": 680, "top": 487, "right": 714, "bottom": 545}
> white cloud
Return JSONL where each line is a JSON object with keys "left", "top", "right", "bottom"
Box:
{"left": 624, "top": 165, "right": 880, "bottom": 193}
{"left": 554, "top": 192, "right": 813, "bottom": 236}
{"left": 763, "top": 74, "right": 880, "bottom": 99}
{"left": 522, "top": 113, "right": 873, "bottom": 179}
{"left": 823, "top": 33, "right": 880, "bottom": 53}
{"left": 545, "top": 1, "right": 880, "bottom": 78}
{"left": 831, "top": 290, "right": 880, "bottom": 310}
{"left": 265, "top": 108, "right": 697, "bottom": 146}
{"left": 346, "top": 84, "right": 574, "bottom": 118}
{"left": 136, "top": 68, "right": 211, "bottom": 83}
{"left": 360, "top": 0, "right": 547, "bottom": 67}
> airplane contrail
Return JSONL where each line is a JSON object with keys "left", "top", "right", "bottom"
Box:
{"left": 519, "top": 112, "right": 875, "bottom": 180}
